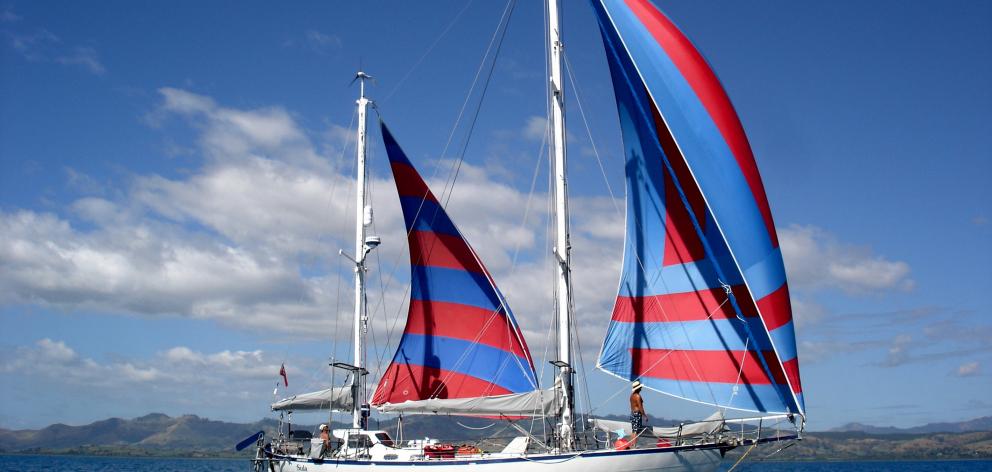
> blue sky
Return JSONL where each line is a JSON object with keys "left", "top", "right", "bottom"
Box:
{"left": 1, "top": 0, "right": 989, "bottom": 431}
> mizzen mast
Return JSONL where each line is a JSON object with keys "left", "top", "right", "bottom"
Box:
{"left": 547, "top": 0, "right": 575, "bottom": 451}
{"left": 341, "top": 71, "right": 377, "bottom": 430}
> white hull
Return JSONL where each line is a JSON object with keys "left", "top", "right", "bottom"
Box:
{"left": 255, "top": 446, "right": 724, "bottom": 472}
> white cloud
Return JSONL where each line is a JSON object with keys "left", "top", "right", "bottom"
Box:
{"left": 6, "top": 28, "right": 105, "bottom": 75}
{"left": 2, "top": 89, "right": 914, "bottom": 374}
{"left": 305, "top": 30, "right": 342, "bottom": 54}
{"left": 1, "top": 339, "right": 288, "bottom": 389}
{"left": 7, "top": 28, "right": 58, "bottom": 60}
{"left": 790, "top": 297, "right": 827, "bottom": 328}
{"left": 36, "top": 338, "right": 77, "bottom": 362}
{"left": 882, "top": 334, "right": 913, "bottom": 367}
{"left": 780, "top": 224, "right": 913, "bottom": 294}
{"left": 55, "top": 46, "right": 105, "bottom": 75}
{"left": 522, "top": 115, "right": 547, "bottom": 141}
{"left": 955, "top": 361, "right": 980, "bottom": 377}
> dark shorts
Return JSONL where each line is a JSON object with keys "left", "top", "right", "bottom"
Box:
{"left": 630, "top": 412, "right": 645, "bottom": 434}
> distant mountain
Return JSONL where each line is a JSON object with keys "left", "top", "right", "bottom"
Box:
{"left": 0, "top": 413, "right": 514, "bottom": 456}
{"left": 0, "top": 414, "right": 281, "bottom": 455}
{"left": 829, "top": 416, "right": 992, "bottom": 434}
{"left": 1, "top": 413, "right": 990, "bottom": 460}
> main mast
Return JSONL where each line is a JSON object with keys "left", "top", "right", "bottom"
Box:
{"left": 547, "top": 0, "right": 575, "bottom": 450}
{"left": 350, "top": 71, "right": 373, "bottom": 429}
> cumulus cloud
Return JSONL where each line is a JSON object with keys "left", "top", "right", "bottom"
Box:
{"left": 1, "top": 338, "right": 162, "bottom": 385}
{"left": 0, "top": 89, "right": 551, "bottom": 347}
{"left": 780, "top": 224, "right": 913, "bottom": 294}
{"left": 2, "top": 88, "right": 916, "bottom": 376}
{"left": 0, "top": 339, "right": 293, "bottom": 391}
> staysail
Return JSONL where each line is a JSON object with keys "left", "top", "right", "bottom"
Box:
{"left": 371, "top": 123, "right": 541, "bottom": 416}
{"left": 592, "top": 0, "right": 804, "bottom": 415}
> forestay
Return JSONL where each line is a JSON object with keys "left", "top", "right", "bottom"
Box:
{"left": 370, "top": 123, "right": 540, "bottom": 415}
{"left": 592, "top": 0, "right": 804, "bottom": 415}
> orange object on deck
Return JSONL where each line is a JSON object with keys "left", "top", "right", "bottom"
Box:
{"left": 456, "top": 445, "right": 482, "bottom": 455}
{"left": 613, "top": 437, "right": 632, "bottom": 450}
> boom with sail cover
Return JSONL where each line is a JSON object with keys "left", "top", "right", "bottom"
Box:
{"left": 592, "top": 0, "right": 803, "bottom": 416}
{"left": 371, "top": 123, "right": 541, "bottom": 415}
{"left": 271, "top": 387, "right": 353, "bottom": 412}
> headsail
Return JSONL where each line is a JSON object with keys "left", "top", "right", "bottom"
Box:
{"left": 592, "top": 0, "right": 803, "bottom": 415}
{"left": 371, "top": 123, "right": 539, "bottom": 414}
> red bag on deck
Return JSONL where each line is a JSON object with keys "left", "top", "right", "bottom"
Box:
{"left": 424, "top": 444, "right": 456, "bottom": 459}
{"left": 614, "top": 438, "right": 632, "bottom": 450}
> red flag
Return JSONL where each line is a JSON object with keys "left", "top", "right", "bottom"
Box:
{"left": 279, "top": 363, "right": 288, "bottom": 387}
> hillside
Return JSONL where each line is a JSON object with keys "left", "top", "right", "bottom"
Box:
{"left": 830, "top": 417, "right": 992, "bottom": 434}
{"left": 1, "top": 414, "right": 991, "bottom": 460}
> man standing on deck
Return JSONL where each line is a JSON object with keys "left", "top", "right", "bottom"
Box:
{"left": 630, "top": 381, "right": 647, "bottom": 439}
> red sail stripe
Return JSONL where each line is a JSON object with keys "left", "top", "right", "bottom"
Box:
{"left": 611, "top": 285, "right": 756, "bottom": 323}
{"left": 404, "top": 300, "right": 527, "bottom": 358}
{"left": 631, "top": 348, "right": 792, "bottom": 386}
{"left": 781, "top": 357, "right": 803, "bottom": 394}
{"left": 390, "top": 161, "right": 438, "bottom": 202}
{"left": 371, "top": 363, "right": 513, "bottom": 406}
{"left": 408, "top": 230, "right": 485, "bottom": 273}
{"left": 651, "top": 103, "right": 708, "bottom": 267}
{"left": 624, "top": 0, "right": 778, "bottom": 247}
{"left": 755, "top": 282, "right": 793, "bottom": 331}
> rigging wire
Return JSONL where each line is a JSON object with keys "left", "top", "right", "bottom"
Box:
{"left": 380, "top": 0, "right": 477, "bottom": 104}
{"left": 363, "top": 0, "right": 540, "bottom": 410}
{"left": 363, "top": 0, "right": 519, "bottom": 375}
{"left": 330, "top": 107, "right": 359, "bottom": 428}
{"left": 438, "top": 0, "right": 518, "bottom": 208}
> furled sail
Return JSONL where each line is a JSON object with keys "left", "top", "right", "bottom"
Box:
{"left": 592, "top": 0, "right": 804, "bottom": 415}
{"left": 377, "top": 389, "right": 555, "bottom": 417}
{"left": 371, "top": 123, "right": 540, "bottom": 415}
{"left": 271, "top": 387, "right": 353, "bottom": 412}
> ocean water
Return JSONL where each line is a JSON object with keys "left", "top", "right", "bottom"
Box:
{"left": 0, "top": 456, "right": 990, "bottom": 471}
{"left": 722, "top": 460, "right": 992, "bottom": 471}
{"left": 0, "top": 455, "right": 245, "bottom": 471}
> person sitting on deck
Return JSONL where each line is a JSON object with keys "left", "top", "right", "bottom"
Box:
{"left": 630, "top": 381, "right": 648, "bottom": 440}
{"left": 318, "top": 424, "right": 331, "bottom": 457}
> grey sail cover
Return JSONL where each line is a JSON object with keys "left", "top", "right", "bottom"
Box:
{"left": 375, "top": 389, "right": 555, "bottom": 417}
{"left": 588, "top": 411, "right": 725, "bottom": 438}
{"left": 271, "top": 387, "right": 353, "bottom": 412}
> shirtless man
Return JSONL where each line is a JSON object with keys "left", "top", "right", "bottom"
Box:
{"left": 629, "top": 381, "right": 647, "bottom": 438}
{"left": 318, "top": 424, "right": 331, "bottom": 457}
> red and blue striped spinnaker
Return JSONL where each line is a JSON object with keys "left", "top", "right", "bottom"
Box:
{"left": 371, "top": 123, "right": 538, "bottom": 408}
{"left": 592, "top": 0, "right": 804, "bottom": 415}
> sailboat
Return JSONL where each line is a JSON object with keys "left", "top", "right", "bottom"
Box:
{"left": 250, "top": 0, "right": 805, "bottom": 470}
